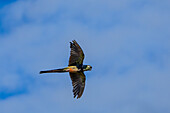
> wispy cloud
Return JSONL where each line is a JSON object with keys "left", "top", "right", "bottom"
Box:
{"left": 0, "top": 0, "right": 170, "bottom": 113}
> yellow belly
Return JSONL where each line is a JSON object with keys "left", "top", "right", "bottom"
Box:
{"left": 68, "top": 66, "right": 79, "bottom": 72}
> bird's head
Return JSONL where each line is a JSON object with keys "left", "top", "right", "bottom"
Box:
{"left": 83, "top": 65, "right": 92, "bottom": 71}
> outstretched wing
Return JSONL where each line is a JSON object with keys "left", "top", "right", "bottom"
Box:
{"left": 69, "top": 40, "right": 84, "bottom": 66}
{"left": 69, "top": 72, "right": 86, "bottom": 99}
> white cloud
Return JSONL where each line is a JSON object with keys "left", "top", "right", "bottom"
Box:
{"left": 0, "top": 0, "right": 170, "bottom": 113}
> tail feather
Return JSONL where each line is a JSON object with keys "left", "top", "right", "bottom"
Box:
{"left": 39, "top": 68, "right": 68, "bottom": 74}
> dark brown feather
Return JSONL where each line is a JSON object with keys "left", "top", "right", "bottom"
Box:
{"left": 39, "top": 68, "right": 67, "bottom": 74}
{"left": 69, "top": 72, "right": 86, "bottom": 99}
{"left": 69, "top": 40, "right": 85, "bottom": 66}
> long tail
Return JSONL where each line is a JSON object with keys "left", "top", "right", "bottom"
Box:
{"left": 39, "top": 68, "right": 68, "bottom": 74}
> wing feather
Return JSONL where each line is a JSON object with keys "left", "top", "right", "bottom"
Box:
{"left": 69, "top": 40, "right": 84, "bottom": 66}
{"left": 69, "top": 72, "right": 86, "bottom": 99}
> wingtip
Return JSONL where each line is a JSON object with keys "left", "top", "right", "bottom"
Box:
{"left": 77, "top": 95, "right": 81, "bottom": 99}
{"left": 73, "top": 96, "right": 80, "bottom": 99}
{"left": 73, "top": 94, "right": 81, "bottom": 99}
{"left": 72, "top": 40, "right": 76, "bottom": 43}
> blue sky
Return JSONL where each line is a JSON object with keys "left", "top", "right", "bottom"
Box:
{"left": 0, "top": 0, "right": 170, "bottom": 113}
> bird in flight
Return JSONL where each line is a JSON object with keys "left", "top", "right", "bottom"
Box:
{"left": 39, "top": 40, "right": 92, "bottom": 99}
